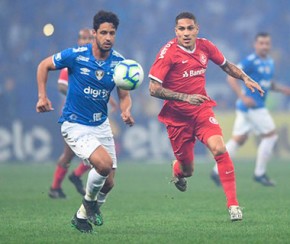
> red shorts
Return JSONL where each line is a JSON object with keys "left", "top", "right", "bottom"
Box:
{"left": 166, "top": 107, "right": 223, "bottom": 162}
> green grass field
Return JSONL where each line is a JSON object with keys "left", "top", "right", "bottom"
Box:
{"left": 0, "top": 159, "right": 289, "bottom": 244}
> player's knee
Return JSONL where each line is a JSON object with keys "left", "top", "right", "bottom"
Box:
{"left": 91, "top": 157, "right": 112, "bottom": 176}
{"left": 211, "top": 144, "right": 227, "bottom": 156}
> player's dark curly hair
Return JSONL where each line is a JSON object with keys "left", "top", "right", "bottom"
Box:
{"left": 175, "top": 12, "right": 197, "bottom": 25}
{"left": 93, "top": 10, "right": 119, "bottom": 31}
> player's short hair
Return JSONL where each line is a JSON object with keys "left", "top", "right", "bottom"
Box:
{"left": 255, "top": 32, "right": 271, "bottom": 40}
{"left": 93, "top": 10, "right": 119, "bottom": 31}
{"left": 175, "top": 12, "right": 197, "bottom": 25}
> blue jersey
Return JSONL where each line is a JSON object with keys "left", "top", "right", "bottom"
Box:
{"left": 53, "top": 43, "right": 124, "bottom": 126}
{"left": 236, "top": 53, "right": 274, "bottom": 111}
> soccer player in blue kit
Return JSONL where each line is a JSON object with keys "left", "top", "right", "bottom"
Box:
{"left": 211, "top": 33, "right": 290, "bottom": 186}
{"left": 36, "top": 11, "right": 134, "bottom": 233}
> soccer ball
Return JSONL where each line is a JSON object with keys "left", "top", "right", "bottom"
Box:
{"left": 113, "top": 59, "right": 144, "bottom": 90}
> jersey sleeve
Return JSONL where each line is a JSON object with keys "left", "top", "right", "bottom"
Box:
{"left": 149, "top": 47, "right": 173, "bottom": 83}
{"left": 205, "top": 39, "right": 226, "bottom": 66}
{"left": 58, "top": 68, "right": 68, "bottom": 86}
{"left": 52, "top": 48, "right": 75, "bottom": 70}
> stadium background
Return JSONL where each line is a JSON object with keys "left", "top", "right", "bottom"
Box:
{"left": 1, "top": 0, "right": 290, "bottom": 163}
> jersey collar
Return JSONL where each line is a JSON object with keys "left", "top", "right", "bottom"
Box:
{"left": 177, "top": 43, "right": 196, "bottom": 54}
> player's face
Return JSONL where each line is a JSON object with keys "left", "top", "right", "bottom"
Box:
{"left": 93, "top": 23, "right": 116, "bottom": 52}
{"left": 175, "top": 18, "right": 199, "bottom": 50}
{"left": 254, "top": 36, "right": 271, "bottom": 58}
{"left": 77, "top": 30, "right": 93, "bottom": 45}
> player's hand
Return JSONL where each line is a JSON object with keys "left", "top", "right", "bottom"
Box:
{"left": 121, "top": 110, "right": 134, "bottom": 127}
{"left": 36, "top": 97, "right": 54, "bottom": 112}
{"left": 244, "top": 77, "right": 264, "bottom": 96}
{"left": 241, "top": 95, "right": 256, "bottom": 108}
{"left": 185, "top": 94, "right": 210, "bottom": 106}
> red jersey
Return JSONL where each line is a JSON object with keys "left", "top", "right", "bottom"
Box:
{"left": 58, "top": 68, "right": 68, "bottom": 86}
{"left": 149, "top": 37, "right": 226, "bottom": 126}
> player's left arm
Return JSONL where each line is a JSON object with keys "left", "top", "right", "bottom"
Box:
{"left": 117, "top": 88, "right": 134, "bottom": 126}
{"left": 271, "top": 82, "right": 290, "bottom": 95}
{"left": 221, "top": 61, "right": 264, "bottom": 96}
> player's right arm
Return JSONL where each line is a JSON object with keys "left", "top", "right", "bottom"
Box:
{"left": 36, "top": 56, "right": 56, "bottom": 112}
{"left": 149, "top": 79, "right": 209, "bottom": 106}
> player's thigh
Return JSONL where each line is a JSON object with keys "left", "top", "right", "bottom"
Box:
{"left": 89, "top": 145, "right": 112, "bottom": 169}
{"left": 194, "top": 108, "right": 223, "bottom": 145}
{"left": 61, "top": 121, "right": 103, "bottom": 163}
{"left": 232, "top": 110, "right": 251, "bottom": 136}
{"left": 98, "top": 136, "right": 117, "bottom": 169}
{"left": 167, "top": 125, "right": 195, "bottom": 164}
{"left": 249, "top": 108, "right": 276, "bottom": 135}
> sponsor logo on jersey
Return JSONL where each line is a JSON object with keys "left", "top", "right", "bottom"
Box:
{"left": 55, "top": 53, "right": 61, "bottom": 61}
{"left": 182, "top": 60, "right": 188, "bottom": 64}
{"left": 200, "top": 53, "right": 207, "bottom": 65}
{"left": 182, "top": 68, "right": 206, "bottom": 78}
{"left": 72, "top": 47, "right": 88, "bottom": 53}
{"left": 84, "top": 86, "right": 109, "bottom": 98}
{"left": 80, "top": 68, "right": 90, "bottom": 75}
{"left": 158, "top": 41, "right": 174, "bottom": 59}
{"left": 92, "top": 112, "right": 102, "bottom": 122}
{"left": 76, "top": 55, "right": 89, "bottom": 62}
{"left": 209, "top": 117, "right": 218, "bottom": 124}
{"left": 95, "top": 70, "right": 105, "bottom": 80}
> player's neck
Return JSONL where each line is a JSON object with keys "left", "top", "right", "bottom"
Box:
{"left": 92, "top": 44, "right": 110, "bottom": 60}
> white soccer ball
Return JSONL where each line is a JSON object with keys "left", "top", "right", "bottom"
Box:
{"left": 113, "top": 59, "right": 144, "bottom": 90}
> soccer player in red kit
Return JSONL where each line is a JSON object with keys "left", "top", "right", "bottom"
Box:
{"left": 49, "top": 28, "right": 118, "bottom": 199}
{"left": 149, "top": 12, "right": 264, "bottom": 221}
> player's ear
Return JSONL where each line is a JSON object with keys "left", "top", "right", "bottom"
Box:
{"left": 195, "top": 24, "right": 199, "bottom": 34}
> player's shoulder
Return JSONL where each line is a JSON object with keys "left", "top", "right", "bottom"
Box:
{"left": 157, "top": 38, "right": 177, "bottom": 59}
{"left": 197, "top": 37, "right": 215, "bottom": 46}
{"left": 111, "top": 49, "right": 125, "bottom": 61}
{"left": 71, "top": 43, "right": 91, "bottom": 53}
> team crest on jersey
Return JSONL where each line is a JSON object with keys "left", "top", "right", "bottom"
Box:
{"left": 95, "top": 70, "right": 104, "bottom": 80}
{"left": 209, "top": 117, "right": 218, "bottom": 125}
{"left": 200, "top": 53, "right": 207, "bottom": 65}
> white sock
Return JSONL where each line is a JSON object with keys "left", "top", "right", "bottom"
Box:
{"left": 84, "top": 168, "right": 108, "bottom": 201}
{"left": 76, "top": 204, "right": 87, "bottom": 219}
{"left": 255, "top": 134, "right": 278, "bottom": 177}
{"left": 97, "top": 191, "right": 108, "bottom": 208}
{"left": 213, "top": 139, "right": 240, "bottom": 174}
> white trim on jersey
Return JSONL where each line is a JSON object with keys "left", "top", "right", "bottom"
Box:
{"left": 177, "top": 44, "right": 196, "bottom": 54}
{"left": 149, "top": 74, "right": 163, "bottom": 83}
{"left": 220, "top": 57, "right": 227, "bottom": 66}
{"left": 58, "top": 79, "right": 68, "bottom": 85}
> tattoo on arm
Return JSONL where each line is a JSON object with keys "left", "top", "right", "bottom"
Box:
{"left": 221, "top": 61, "right": 247, "bottom": 80}
{"left": 149, "top": 80, "right": 187, "bottom": 101}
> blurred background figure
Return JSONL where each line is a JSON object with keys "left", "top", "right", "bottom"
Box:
{"left": 211, "top": 33, "right": 290, "bottom": 187}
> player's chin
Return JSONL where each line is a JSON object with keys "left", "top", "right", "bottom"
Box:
{"left": 101, "top": 44, "right": 112, "bottom": 51}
